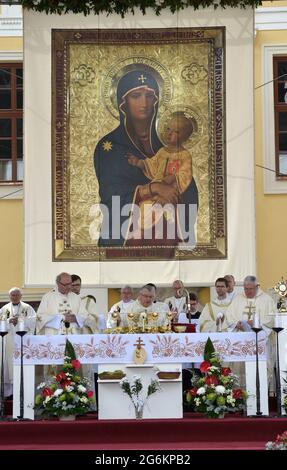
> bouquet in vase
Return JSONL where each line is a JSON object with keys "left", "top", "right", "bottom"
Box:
{"left": 119, "top": 375, "right": 161, "bottom": 418}
{"left": 185, "top": 337, "right": 248, "bottom": 418}
{"left": 34, "top": 339, "right": 95, "bottom": 418}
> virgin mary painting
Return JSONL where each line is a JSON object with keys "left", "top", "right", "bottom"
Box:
{"left": 94, "top": 68, "right": 198, "bottom": 249}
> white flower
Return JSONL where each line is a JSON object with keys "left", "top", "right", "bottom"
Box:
{"left": 215, "top": 385, "right": 226, "bottom": 395}
{"left": 226, "top": 395, "right": 235, "bottom": 405}
{"left": 132, "top": 375, "right": 141, "bottom": 382}
{"left": 197, "top": 387, "right": 206, "bottom": 395}
{"left": 80, "top": 396, "right": 88, "bottom": 403}
{"left": 37, "top": 382, "right": 46, "bottom": 389}
{"left": 54, "top": 388, "right": 63, "bottom": 397}
{"left": 65, "top": 385, "right": 73, "bottom": 393}
{"left": 78, "top": 385, "right": 86, "bottom": 393}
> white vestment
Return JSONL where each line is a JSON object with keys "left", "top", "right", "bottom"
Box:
{"left": 36, "top": 289, "right": 88, "bottom": 335}
{"left": 226, "top": 289, "right": 275, "bottom": 331}
{"left": 0, "top": 301, "right": 36, "bottom": 396}
{"left": 199, "top": 298, "right": 230, "bottom": 332}
{"left": 126, "top": 300, "right": 169, "bottom": 328}
{"left": 81, "top": 295, "right": 106, "bottom": 333}
{"left": 164, "top": 296, "right": 186, "bottom": 313}
{"left": 226, "top": 290, "right": 276, "bottom": 389}
{"left": 107, "top": 299, "right": 134, "bottom": 328}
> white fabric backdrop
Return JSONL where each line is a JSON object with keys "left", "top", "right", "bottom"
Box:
{"left": 24, "top": 7, "right": 255, "bottom": 287}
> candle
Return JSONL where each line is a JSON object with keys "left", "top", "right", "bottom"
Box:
{"left": 217, "top": 312, "right": 223, "bottom": 332}
{"left": 0, "top": 319, "right": 7, "bottom": 332}
{"left": 18, "top": 318, "right": 25, "bottom": 331}
{"left": 274, "top": 314, "right": 280, "bottom": 328}
{"left": 253, "top": 314, "right": 260, "bottom": 329}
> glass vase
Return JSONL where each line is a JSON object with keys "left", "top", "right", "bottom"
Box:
{"left": 134, "top": 404, "right": 144, "bottom": 419}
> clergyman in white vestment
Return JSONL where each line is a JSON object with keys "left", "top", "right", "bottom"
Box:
{"left": 0, "top": 287, "right": 36, "bottom": 397}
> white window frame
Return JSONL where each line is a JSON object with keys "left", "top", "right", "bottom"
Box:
{"left": 262, "top": 44, "right": 287, "bottom": 194}
{"left": 0, "top": 50, "right": 23, "bottom": 199}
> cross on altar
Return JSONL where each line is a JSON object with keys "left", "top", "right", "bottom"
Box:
{"left": 138, "top": 74, "right": 147, "bottom": 84}
{"left": 134, "top": 337, "right": 145, "bottom": 348}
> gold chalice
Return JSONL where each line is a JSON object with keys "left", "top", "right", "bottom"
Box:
{"left": 127, "top": 312, "right": 135, "bottom": 333}
{"left": 166, "top": 311, "right": 173, "bottom": 332}
{"left": 111, "top": 311, "right": 120, "bottom": 332}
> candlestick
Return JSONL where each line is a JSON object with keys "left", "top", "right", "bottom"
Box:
{"left": 272, "top": 325, "right": 284, "bottom": 416}
{"left": 251, "top": 325, "right": 263, "bottom": 416}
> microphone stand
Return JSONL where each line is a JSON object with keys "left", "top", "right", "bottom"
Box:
{"left": 272, "top": 326, "right": 284, "bottom": 417}
{"left": 16, "top": 329, "right": 27, "bottom": 420}
{"left": 0, "top": 331, "right": 8, "bottom": 421}
{"left": 251, "top": 326, "right": 263, "bottom": 416}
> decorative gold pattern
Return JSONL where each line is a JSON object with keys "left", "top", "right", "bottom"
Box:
{"left": 181, "top": 63, "right": 208, "bottom": 84}
{"left": 102, "top": 141, "right": 113, "bottom": 151}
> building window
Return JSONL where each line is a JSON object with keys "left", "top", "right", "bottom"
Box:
{"left": 273, "top": 56, "right": 287, "bottom": 179}
{"left": 0, "top": 63, "right": 23, "bottom": 182}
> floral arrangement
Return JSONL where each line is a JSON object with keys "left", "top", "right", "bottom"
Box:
{"left": 119, "top": 374, "right": 161, "bottom": 418}
{"left": 266, "top": 431, "right": 287, "bottom": 450}
{"left": 185, "top": 337, "right": 248, "bottom": 418}
{"left": 34, "top": 339, "right": 95, "bottom": 418}
{"left": 20, "top": 1, "right": 264, "bottom": 17}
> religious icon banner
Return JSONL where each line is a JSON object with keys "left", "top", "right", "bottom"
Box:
{"left": 52, "top": 27, "right": 226, "bottom": 262}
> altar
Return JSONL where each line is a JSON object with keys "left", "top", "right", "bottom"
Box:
{"left": 13, "top": 331, "right": 268, "bottom": 420}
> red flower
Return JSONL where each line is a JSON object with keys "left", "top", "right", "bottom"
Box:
{"left": 42, "top": 387, "right": 53, "bottom": 397}
{"left": 61, "top": 380, "right": 70, "bottom": 389}
{"left": 188, "top": 388, "right": 198, "bottom": 396}
{"left": 221, "top": 367, "right": 231, "bottom": 376}
{"left": 200, "top": 361, "right": 211, "bottom": 373}
{"left": 71, "top": 359, "right": 81, "bottom": 370}
{"left": 233, "top": 389, "right": 243, "bottom": 399}
{"left": 87, "top": 390, "right": 93, "bottom": 398}
{"left": 205, "top": 376, "right": 218, "bottom": 386}
{"left": 55, "top": 371, "right": 67, "bottom": 382}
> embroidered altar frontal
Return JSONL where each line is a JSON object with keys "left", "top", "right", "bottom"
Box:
{"left": 14, "top": 332, "right": 266, "bottom": 365}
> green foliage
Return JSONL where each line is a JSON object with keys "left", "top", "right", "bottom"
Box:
{"left": 203, "top": 336, "right": 215, "bottom": 362}
{"left": 64, "top": 338, "right": 77, "bottom": 361}
{"left": 17, "top": 1, "right": 265, "bottom": 18}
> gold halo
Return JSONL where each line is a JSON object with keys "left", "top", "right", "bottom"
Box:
{"left": 157, "top": 106, "right": 205, "bottom": 148}
{"left": 101, "top": 56, "right": 173, "bottom": 119}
